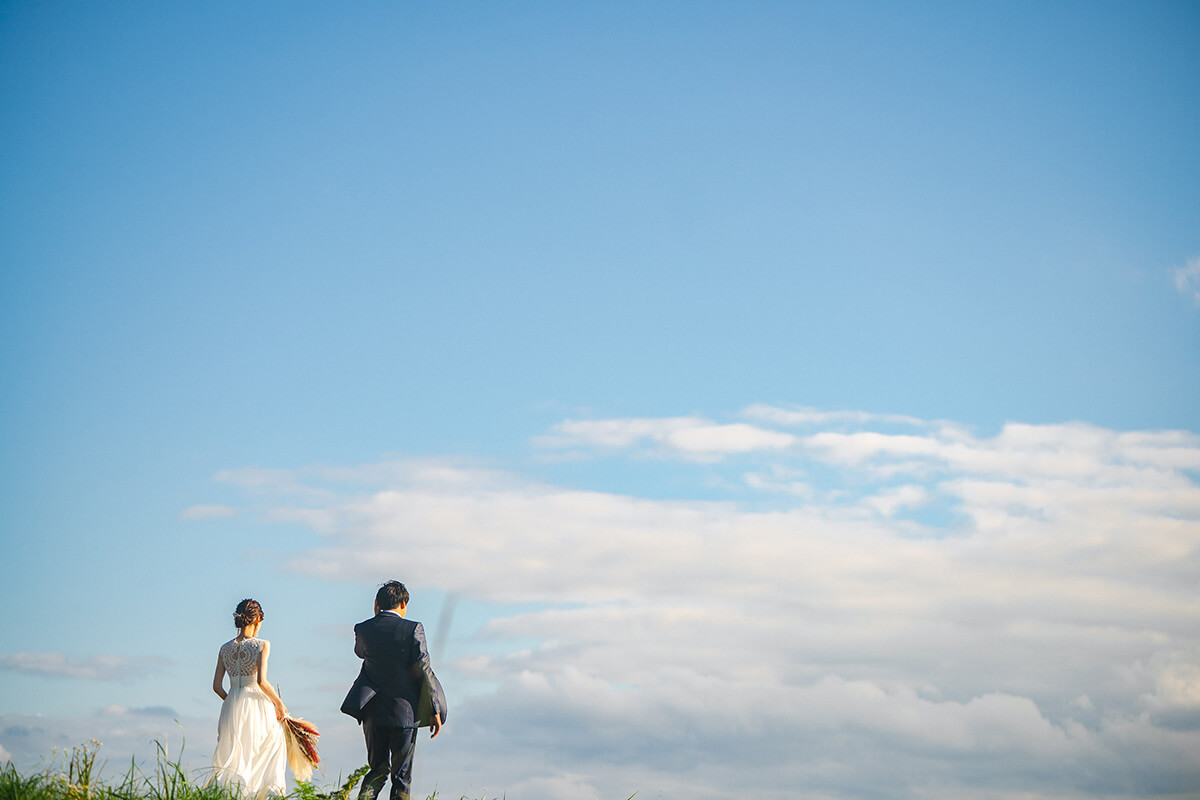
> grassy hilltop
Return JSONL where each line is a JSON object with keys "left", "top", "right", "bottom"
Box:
{"left": 0, "top": 740, "right": 384, "bottom": 800}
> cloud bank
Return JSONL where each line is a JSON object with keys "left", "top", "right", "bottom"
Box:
{"left": 1174, "top": 255, "right": 1200, "bottom": 306}
{"left": 214, "top": 406, "right": 1199, "bottom": 799}
{"left": 0, "top": 653, "right": 169, "bottom": 682}
{"left": 0, "top": 712, "right": 208, "bottom": 778}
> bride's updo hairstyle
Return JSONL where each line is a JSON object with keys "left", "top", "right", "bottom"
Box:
{"left": 233, "top": 599, "right": 264, "bottom": 629}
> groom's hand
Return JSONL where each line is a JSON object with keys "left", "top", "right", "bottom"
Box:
{"left": 430, "top": 713, "right": 442, "bottom": 739}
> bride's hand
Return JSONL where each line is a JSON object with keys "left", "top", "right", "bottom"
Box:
{"left": 275, "top": 703, "right": 288, "bottom": 722}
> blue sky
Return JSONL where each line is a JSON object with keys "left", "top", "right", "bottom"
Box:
{"left": 1, "top": 2, "right": 1198, "bottom": 799}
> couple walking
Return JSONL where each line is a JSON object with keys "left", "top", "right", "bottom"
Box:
{"left": 208, "top": 581, "right": 446, "bottom": 800}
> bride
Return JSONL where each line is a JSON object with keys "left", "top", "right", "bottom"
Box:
{"left": 208, "top": 598, "right": 289, "bottom": 798}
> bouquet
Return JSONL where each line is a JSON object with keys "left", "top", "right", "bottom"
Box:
{"left": 282, "top": 715, "right": 320, "bottom": 781}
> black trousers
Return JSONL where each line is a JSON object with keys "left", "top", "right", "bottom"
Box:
{"left": 359, "top": 724, "right": 418, "bottom": 800}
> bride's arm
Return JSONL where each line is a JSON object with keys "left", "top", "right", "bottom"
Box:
{"left": 212, "top": 653, "right": 227, "bottom": 701}
{"left": 255, "top": 640, "right": 289, "bottom": 721}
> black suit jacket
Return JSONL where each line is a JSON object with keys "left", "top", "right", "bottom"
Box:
{"left": 341, "top": 612, "right": 447, "bottom": 728}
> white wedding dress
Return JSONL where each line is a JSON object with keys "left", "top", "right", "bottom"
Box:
{"left": 209, "top": 637, "right": 287, "bottom": 799}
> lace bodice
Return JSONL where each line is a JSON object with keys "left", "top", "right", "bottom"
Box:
{"left": 220, "top": 637, "right": 265, "bottom": 677}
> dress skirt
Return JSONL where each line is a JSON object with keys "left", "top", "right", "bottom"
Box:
{"left": 210, "top": 674, "right": 287, "bottom": 798}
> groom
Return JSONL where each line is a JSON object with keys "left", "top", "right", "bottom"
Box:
{"left": 342, "top": 581, "right": 446, "bottom": 800}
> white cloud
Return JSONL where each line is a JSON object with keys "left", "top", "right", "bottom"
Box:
{"left": 213, "top": 466, "right": 340, "bottom": 501}
{"left": 535, "top": 416, "right": 795, "bottom": 458}
{"left": 801, "top": 422, "right": 1200, "bottom": 494}
{"left": 742, "top": 403, "right": 927, "bottom": 428}
{"left": 179, "top": 504, "right": 237, "bottom": 520}
{"left": 533, "top": 416, "right": 707, "bottom": 450}
{"left": 664, "top": 422, "right": 795, "bottom": 455}
{"left": 97, "top": 704, "right": 178, "bottom": 717}
{"left": 863, "top": 484, "right": 929, "bottom": 516}
{"left": 1173, "top": 255, "right": 1200, "bottom": 305}
{"left": 0, "top": 742, "right": 10, "bottom": 763}
{"left": 0, "top": 653, "right": 168, "bottom": 681}
{"left": 208, "top": 408, "right": 1200, "bottom": 799}
{"left": 743, "top": 465, "right": 815, "bottom": 497}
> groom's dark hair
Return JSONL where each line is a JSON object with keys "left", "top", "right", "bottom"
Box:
{"left": 376, "top": 580, "right": 409, "bottom": 610}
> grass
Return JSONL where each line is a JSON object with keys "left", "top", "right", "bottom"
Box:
{"left": 0, "top": 740, "right": 497, "bottom": 800}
